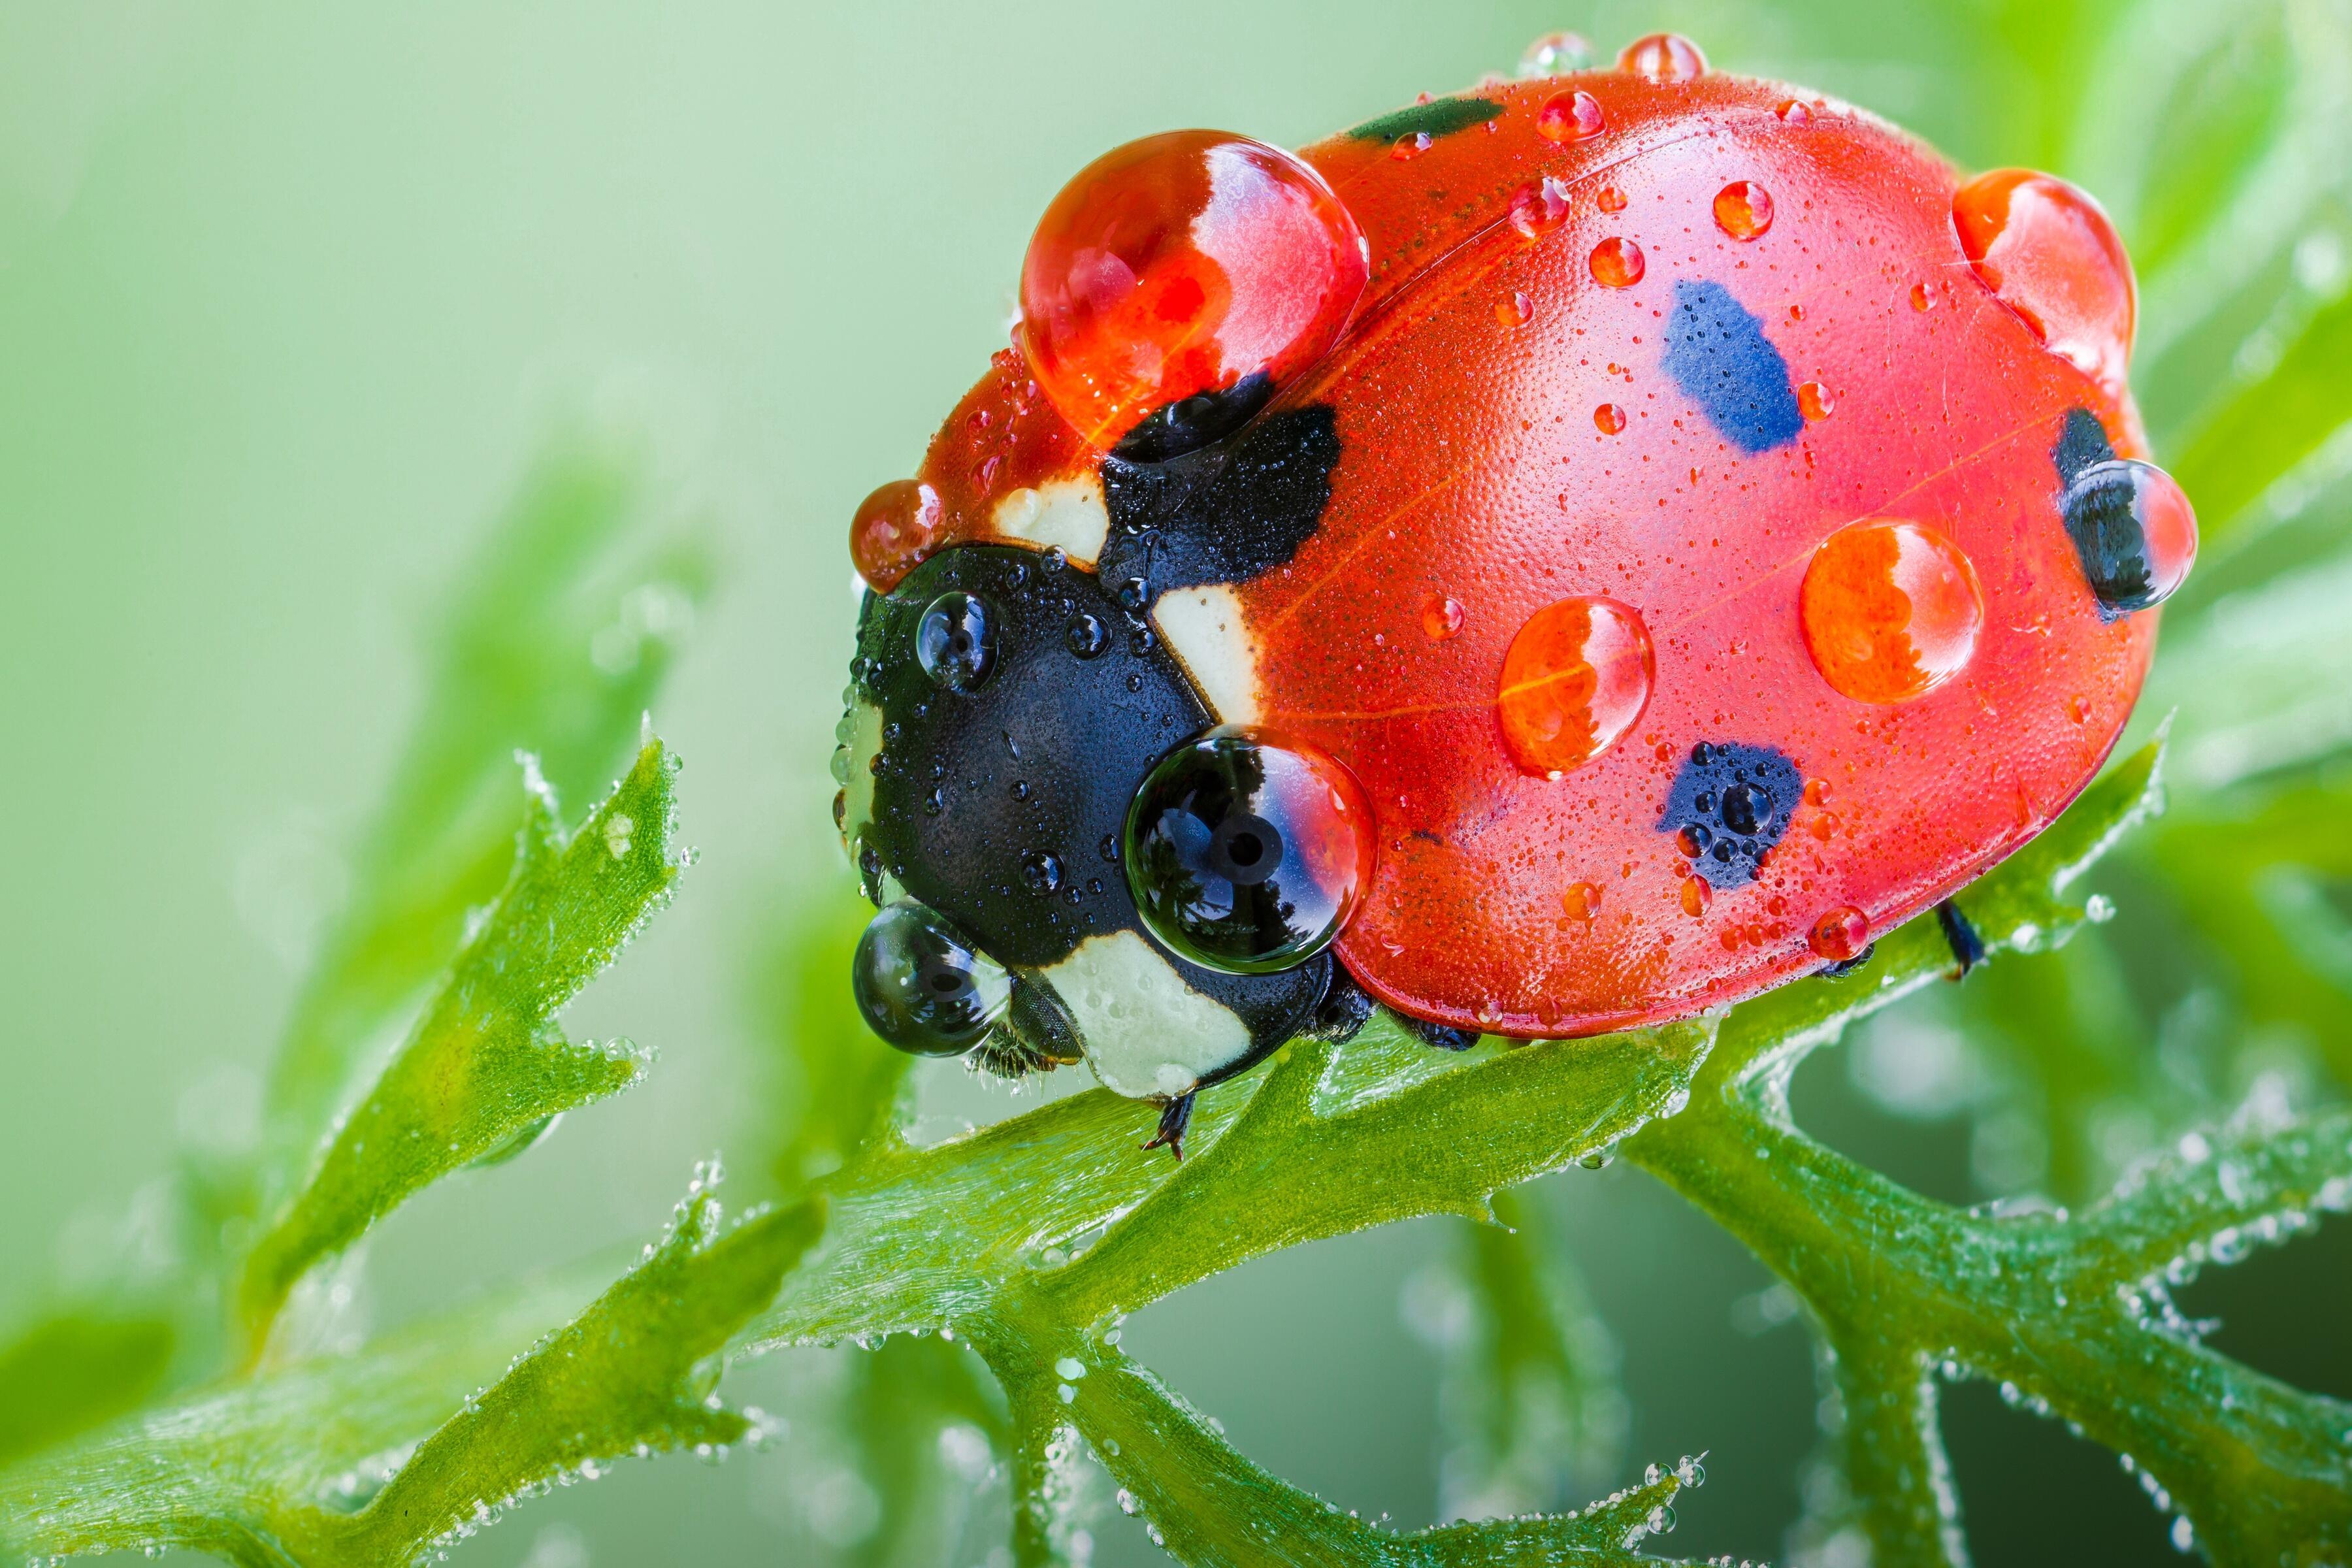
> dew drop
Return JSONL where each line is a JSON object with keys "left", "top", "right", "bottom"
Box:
{"left": 2059, "top": 459, "right": 2198, "bottom": 617}
{"left": 1590, "top": 237, "right": 1646, "bottom": 287}
{"left": 1680, "top": 875, "right": 1712, "bottom": 917}
{"left": 1421, "top": 594, "right": 1466, "bottom": 640}
{"left": 1953, "top": 168, "right": 2136, "bottom": 388}
{"left": 849, "top": 479, "right": 944, "bottom": 591}
{"left": 1497, "top": 290, "right": 1534, "bottom": 327}
{"left": 1562, "top": 882, "right": 1602, "bottom": 920}
{"left": 1776, "top": 99, "right": 1812, "bottom": 124}
{"left": 1537, "top": 90, "right": 1608, "bottom": 144}
{"left": 1618, "top": 33, "right": 1708, "bottom": 81}
{"left": 1799, "top": 519, "right": 1985, "bottom": 704}
{"left": 1497, "top": 596, "right": 1655, "bottom": 777}
{"left": 1797, "top": 380, "right": 1834, "bottom": 421}
{"left": 1066, "top": 613, "right": 1109, "bottom": 658}
{"left": 1510, "top": 177, "right": 1573, "bottom": 243}
{"left": 1910, "top": 282, "right": 1935, "bottom": 312}
{"left": 1595, "top": 402, "right": 1628, "bottom": 434}
{"left": 1022, "top": 851, "right": 1064, "bottom": 895}
{"left": 1809, "top": 906, "right": 1870, "bottom": 961}
{"left": 1597, "top": 184, "right": 1628, "bottom": 214}
{"left": 1391, "top": 131, "right": 1433, "bottom": 161}
{"left": 1713, "top": 180, "right": 1774, "bottom": 240}
{"left": 1518, "top": 30, "right": 1595, "bottom": 76}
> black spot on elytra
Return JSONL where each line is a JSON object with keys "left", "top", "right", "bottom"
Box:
{"left": 1098, "top": 404, "right": 1342, "bottom": 606}
{"left": 1111, "top": 371, "right": 1275, "bottom": 464}
{"left": 2051, "top": 407, "right": 2158, "bottom": 621}
{"left": 1659, "top": 742, "right": 1803, "bottom": 889}
{"left": 1345, "top": 97, "right": 1504, "bottom": 143}
{"left": 853, "top": 544, "right": 1326, "bottom": 1071}
{"left": 1661, "top": 280, "right": 1805, "bottom": 455}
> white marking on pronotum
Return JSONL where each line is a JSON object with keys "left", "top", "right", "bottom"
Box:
{"left": 1151, "top": 584, "right": 1262, "bottom": 725}
{"left": 1039, "top": 930, "right": 1251, "bottom": 1100}
{"left": 992, "top": 475, "right": 1109, "bottom": 565}
{"left": 837, "top": 697, "right": 884, "bottom": 863}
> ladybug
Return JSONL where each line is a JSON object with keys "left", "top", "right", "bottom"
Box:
{"left": 832, "top": 33, "right": 2196, "bottom": 1156}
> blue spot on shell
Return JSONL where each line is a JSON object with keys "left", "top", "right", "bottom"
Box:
{"left": 1661, "top": 280, "right": 1804, "bottom": 454}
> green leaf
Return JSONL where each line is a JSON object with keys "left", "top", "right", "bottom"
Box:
{"left": 235, "top": 739, "right": 688, "bottom": 1359}
{"left": 0, "top": 1177, "right": 817, "bottom": 1567}
{"left": 0, "top": 1311, "right": 176, "bottom": 1466}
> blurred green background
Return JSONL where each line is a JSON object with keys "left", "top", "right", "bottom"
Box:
{"left": 5, "top": 3, "right": 2348, "bottom": 1564}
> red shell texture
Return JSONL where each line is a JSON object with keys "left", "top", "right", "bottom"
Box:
{"left": 894, "top": 69, "right": 2158, "bottom": 1039}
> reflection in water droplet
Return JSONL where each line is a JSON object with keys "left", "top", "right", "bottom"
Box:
{"left": 1809, "top": 906, "right": 1870, "bottom": 961}
{"left": 1595, "top": 402, "right": 1628, "bottom": 434}
{"left": 2060, "top": 459, "right": 2198, "bottom": 617}
{"left": 1563, "top": 882, "right": 1602, "bottom": 919}
{"left": 1022, "top": 851, "right": 1064, "bottom": 895}
{"left": 1497, "top": 291, "right": 1534, "bottom": 327}
{"left": 1538, "top": 90, "right": 1608, "bottom": 143}
{"left": 1953, "top": 168, "right": 2136, "bottom": 388}
{"left": 1619, "top": 33, "right": 1708, "bottom": 82}
{"left": 1713, "top": 181, "right": 1774, "bottom": 240}
{"left": 1797, "top": 381, "right": 1834, "bottom": 421}
{"left": 1497, "top": 596, "right": 1655, "bottom": 777}
{"left": 1391, "top": 132, "right": 1432, "bottom": 161}
{"left": 1800, "top": 519, "right": 1985, "bottom": 704}
{"left": 1422, "top": 595, "right": 1467, "bottom": 641}
{"left": 1777, "top": 99, "right": 1812, "bottom": 124}
{"left": 1510, "top": 178, "right": 1573, "bottom": 243}
{"left": 1590, "top": 237, "right": 1646, "bottom": 287}
{"left": 850, "top": 479, "right": 945, "bottom": 591}
{"left": 1911, "top": 282, "right": 1935, "bottom": 312}
{"left": 1519, "top": 31, "right": 1595, "bottom": 76}
{"left": 1597, "top": 184, "right": 1628, "bottom": 214}
{"left": 1680, "top": 875, "right": 1712, "bottom": 917}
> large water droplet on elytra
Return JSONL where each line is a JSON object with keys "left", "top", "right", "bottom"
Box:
{"left": 1124, "top": 727, "right": 1376, "bottom": 974}
{"left": 1497, "top": 596, "right": 1655, "bottom": 777}
{"left": 1538, "top": 90, "right": 1607, "bottom": 143}
{"left": 1595, "top": 402, "right": 1628, "bottom": 434}
{"left": 1797, "top": 380, "right": 1834, "bottom": 421}
{"left": 849, "top": 479, "right": 943, "bottom": 591}
{"left": 916, "top": 591, "right": 998, "bottom": 692}
{"left": 1421, "top": 594, "right": 1466, "bottom": 640}
{"left": 1953, "top": 169, "right": 2136, "bottom": 389}
{"left": 1518, "top": 31, "right": 1595, "bottom": 76}
{"left": 1017, "top": 131, "right": 1368, "bottom": 452}
{"left": 1714, "top": 180, "right": 1773, "bottom": 240}
{"left": 1800, "top": 519, "right": 1984, "bottom": 704}
{"left": 2060, "top": 459, "right": 2198, "bottom": 618}
{"left": 1590, "top": 237, "right": 1646, "bottom": 287}
{"left": 1809, "top": 906, "right": 1870, "bottom": 961}
{"left": 1510, "top": 178, "right": 1572, "bottom": 242}
{"left": 1618, "top": 33, "right": 1708, "bottom": 82}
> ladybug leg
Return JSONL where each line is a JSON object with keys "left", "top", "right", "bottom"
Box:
{"left": 1298, "top": 962, "right": 1377, "bottom": 1045}
{"left": 1397, "top": 1013, "right": 1481, "bottom": 1053}
{"left": 1936, "top": 899, "right": 1987, "bottom": 978}
{"left": 1143, "top": 1092, "right": 1196, "bottom": 1160}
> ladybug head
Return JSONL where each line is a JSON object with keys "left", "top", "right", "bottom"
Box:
{"left": 836, "top": 540, "right": 1372, "bottom": 1102}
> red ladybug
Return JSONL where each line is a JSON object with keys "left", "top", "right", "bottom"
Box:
{"left": 833, "top": 34, "right": 2195, "bottom": 1155}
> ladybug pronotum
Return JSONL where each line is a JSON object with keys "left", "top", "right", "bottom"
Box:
{"left": 831, "top": 35, "right": 2196, "bottom": 1156}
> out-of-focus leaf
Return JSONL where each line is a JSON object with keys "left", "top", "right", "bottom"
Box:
{"left": 235, "top": 740, "right": 687, "bottom": 1359}
{"left": 0, "top": 1311, "right": 175, "bottom": 1465}
{"left": 0, "top": 1176, "right": 813, "bottom": 1567}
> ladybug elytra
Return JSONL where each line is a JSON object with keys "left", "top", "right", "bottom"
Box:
{"left": 832, "top": 36, "right": 2195, "bottom": 1156}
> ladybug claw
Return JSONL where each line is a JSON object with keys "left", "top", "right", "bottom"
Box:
{"left": 1143, "top": 1092, "right": 1196, "bottom": 1161}
{"left": 1936, "top": 899, "right": 1987, "bottom": 978}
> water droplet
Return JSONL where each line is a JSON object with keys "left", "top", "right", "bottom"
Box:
{"left": 1597, "top": 184, "right": 1628, "bottom": 214}
{"left": 849, "top": 479, "right": 944, "bottom": 591}
{"left": 1594, "top": 402, "right": 1627, "bottom": 434}
{"left": 917, "top": 591, "right": 998, "bottom": 692}
{"left": 1797, "top": 380, "right": 1833, "bottom": 421}
{"left": 1022, "top": 851, "right": 1064, "bottom": 895}
{"left": 1390, "top": 131, "right": 1433, "bottom": 161}
{"left": 2059, "top": 459, "right": 2198, "bottom": 617}
{"left": 1497, "top": 596, "right": 1655, "bottom": 776}
{"left": 1537, "top": 90, "right": 1607, "bottom": 144}
{"left": 1421, "top": 594, "right": 1466, "bottom": 640}
{"left": 1125, "top": 727, "right": 1377, "bottom": 973}
{"left": 1953, "top": 168, "right": 2136, "bottom": 387}
{"left": 1510, "top": 178, "right": 1573, "bottom": 242}
{"left": 1018, "top": 131, "right": 1369, "bottom": 450}
{"left": 1910, "top": 282, "right": 1935, "bottom": 312}
{"left": 1496, "top": 290, "right": 1534, "bottom": 327}
{"left": 1590, "top": 237, "right": 1646, "bottom": 287}
{"left": 1066, "top": 613, "right": 1109, "bottom": 658}
{"left": 1618, "top": 33, "right": 1708, "bottom": 82}
{"left": 1777, "top": 98, "right": 1812, "bottom": 124}
{"left": 1116, "top": 576, "right": 1150, "bottom": 611}
{"left": 1680, "top": 875, "right": 1712, "bottom": 916}
{"left": 1518, "top": 30, "right": 1595, "bottom": 76}
{"left": 1809, "top": 906, "right": 1870, "bottom": 961}
{"left": 1562, "top": 882, "right": 1602, "bottom": 919}
{"left": 1803, "top": 777, "right": 1830, "bottom": 807}
{"left": 1799, "top": 519, "right": 1985, "bottom": 703}
{"left": 1713, "top": 180, "right": 1773, "bottom": 240}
